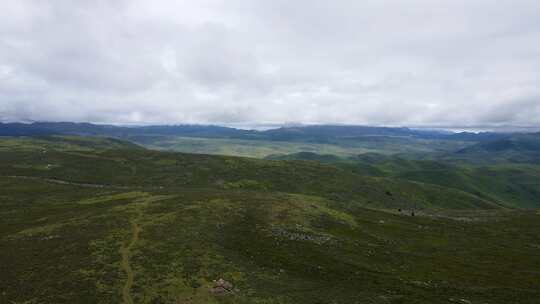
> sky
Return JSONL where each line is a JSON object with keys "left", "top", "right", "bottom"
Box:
{"left": 1, "top": 0, "right": 540, "bottom": 127}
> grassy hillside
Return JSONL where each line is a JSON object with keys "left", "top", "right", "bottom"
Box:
{"left": 394, "top": 164, "right": 540, "bottom": 209}
{"left": 0, "top": 137, "right": 501, "bottom": 212}
{"left": 0, "top": 135, "right": 143, "bottom": 152}
{"left": 128, "top": 134, "right": 472, "bottom": 158}
{"left": 2, "top": 175, "right": 540, "bottom": 303}
{"left": 2, "top": 136, "right": 540, "bottom": 304}
{"left": 131, "top": 135, "right": 381, "bottom": 158}
{"left": 268, "top": 152, "right": 540, "bottom": 209}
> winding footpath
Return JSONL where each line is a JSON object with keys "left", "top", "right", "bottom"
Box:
{"left": 120, "top": 214, "right": 142, "bottom": 304}
{"left": 3, "top": 175, "right": 174, "bottom": 303}
{"left": 2, "top": 175, "right": 130, "bottom": 189}
{"left": 2, "top": 175, "right": 165, "bottom": 190}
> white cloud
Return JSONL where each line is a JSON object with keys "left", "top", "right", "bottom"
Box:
{"left": 1, "top": 0, "right": 539, "bottom": 126}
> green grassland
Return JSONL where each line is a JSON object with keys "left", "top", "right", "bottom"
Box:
{"left": 127, "top": 135, "right": 470, "bottom": 158}
{"left": 0, "top": 137, "right": 503, "bottom": 212}
{"left": 130, "top": 135, "right": 377, "bottom": 158}
{"left": 1, "top": 136, "right": 540, "bottom": 303}
{"left": 269, "top": 152, "right": 540, "bottom": 209}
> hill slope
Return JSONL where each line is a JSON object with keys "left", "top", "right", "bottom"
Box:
{"left": 2, "top": 136, "right": 540, "bottom": 303}
{"left": 268, "top": 152, "right": 540, "bottom": 209}
{"left": 0, "top": 137, "right": 502, "bottom": 211}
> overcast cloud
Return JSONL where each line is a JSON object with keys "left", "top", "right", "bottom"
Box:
{"left": 1, "top": 0, "right": 540, "bottom": 126}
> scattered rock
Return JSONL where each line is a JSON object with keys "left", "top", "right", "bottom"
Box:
{"left": 529, "top": 243, "right": 540, "bottom": 249}
{"left": 270, "top": 227, "right": 332, "bottom": 245}
{"left": 210, "top": 278, "right": 233, "bottom": 296}
{"left": 410, "top": 280, "right": 430, "bottom": 287}
{"left": 40, "top": 235, "right": 60, "bottom": 241}
{"left": 449, "top": 298, "right": 472, "bottom": 304}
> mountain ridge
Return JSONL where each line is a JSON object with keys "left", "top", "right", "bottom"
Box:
{"left": 0, "top": 121, "right": 514, "bottom": 142}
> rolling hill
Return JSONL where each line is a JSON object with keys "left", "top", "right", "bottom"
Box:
{"left": 268, "top": 152, "right": 540, "bottom": 209}
{"left": 1, "top": 136, "right": 539, "bottom": 303}
{"left": 0, "top": 136, "right": 502, "bottom": 212}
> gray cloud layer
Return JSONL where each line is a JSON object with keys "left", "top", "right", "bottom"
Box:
{"left": 1, "top": 0, "right": 540, "bottom": 126}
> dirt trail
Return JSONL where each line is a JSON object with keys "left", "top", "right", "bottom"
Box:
{"left": 2, "top": 175, "right": 164, "bottom": 190}
{"left": 3, "top": 175, "right": 130, "bottom": 189}
{"left": 120, "top": 217, "right": 141, "bottom": 304}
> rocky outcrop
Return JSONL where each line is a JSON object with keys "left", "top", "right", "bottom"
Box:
{"left": 210, "top": 278, "right": 233, "bottom": 296}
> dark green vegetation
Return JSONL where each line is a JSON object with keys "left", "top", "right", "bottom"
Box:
{"left": 0, "top": 136, "right": 503, "bottom": 211}
{"left": 1, "top": 136, "right": 540, "bottom": 303}
{"left": 268, "top": 152, "right": 540, "bottom": 209}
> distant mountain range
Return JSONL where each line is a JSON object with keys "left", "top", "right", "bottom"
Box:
{"left": 0, "top": 121, "right": 514, "bottom": 142}
{"left": 452, "top": 133, "right": 540, "bottom": 163}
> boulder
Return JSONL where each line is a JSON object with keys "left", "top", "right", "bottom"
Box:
{"left": 210, "top": 278, "right": 233, "bottom": 296}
